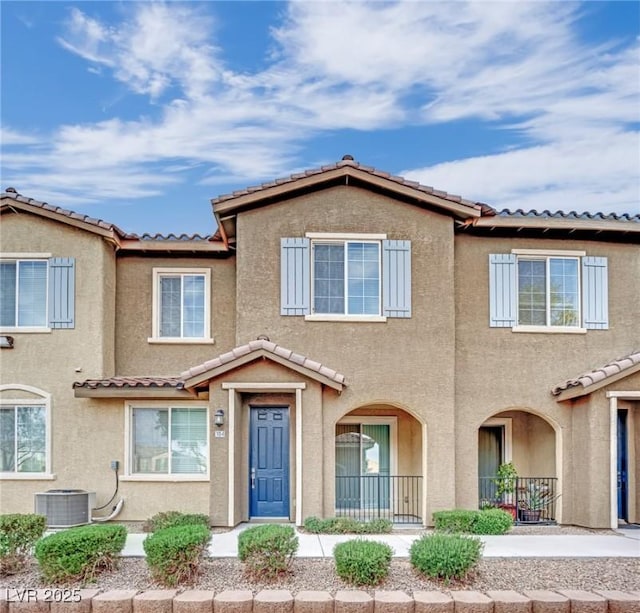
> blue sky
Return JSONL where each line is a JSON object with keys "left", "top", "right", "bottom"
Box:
{"left": 1, "top": 1, "right": 639, "bottom": 236}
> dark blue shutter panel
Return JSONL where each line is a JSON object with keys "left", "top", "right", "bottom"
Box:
{"left": 582, "top": 256, "right": 608, "bottom": 329}
{"left": 48, "top": 257, "right": 75, "bottom": 329}
{"left": 489, "top": 254, "right": 516, "bottom": 327}
{"left": 281, "top": 238, "right": 310, "bottom": 315}
{"left": 382, "top": 240, "right": 411, "bottom": 318}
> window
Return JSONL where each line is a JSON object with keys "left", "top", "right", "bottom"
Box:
{"left": 281, "top": 235, "right": 411, "bottom": 320}
{"left": 0, "top": 385, "right": 51, "bottom": 478}
{"left": 518, "top": 257, "right": 579, "bottom": 327}
{"left": 0, "top": 256, "right": 75, "bottom": 331}
{"left": 130, "top": 406, "right": 208, "bottom": 477}
{"left": 489, "top": 252, "right": 608, "bottom": 331}
{"left": 313, "top": 241, "right": 380, "bottom": 315}
{"left": 0, "top": 260, "right": 48, "bottom": 328}
{"left": 150, "top": 268, "right": 212, "bottom": 342}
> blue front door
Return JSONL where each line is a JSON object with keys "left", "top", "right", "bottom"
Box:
{"left": 617, "top": 409, "right": 628, "bottom": 522}
{"left": 250, "top": 407, "right": 290, "bottom": 518}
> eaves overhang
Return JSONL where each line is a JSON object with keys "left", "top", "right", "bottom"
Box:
{"left": 552, "top": 350, "right": 640, "bottom": 401}
{"left": 72, "top": 377, "right": 203, "bottom": 399}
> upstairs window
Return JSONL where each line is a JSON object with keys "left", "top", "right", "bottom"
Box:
{"left": 281, "top": 234, "right": 411, "bottom": 320}
{"left": 0, "top": 260, "right": 48, "bottom": 328}
{"left": 0, "top": 257, "right": 75, "bottom": 331}
{"left": 150, "top": 268, "right": 212, "bottom": 342}
{"left": 313, "top": 241, "right": 380, "bottom": 316}
{"left": 489, "top": 251, "right": 608, "bottom": 331}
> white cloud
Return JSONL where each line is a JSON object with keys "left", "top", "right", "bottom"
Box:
{"left": 3, "top": 1, "right": 638, "bottom": 215}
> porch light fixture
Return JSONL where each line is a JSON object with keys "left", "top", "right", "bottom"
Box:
{"left": 214, "top": 409, "right": 225, "bottom": 427}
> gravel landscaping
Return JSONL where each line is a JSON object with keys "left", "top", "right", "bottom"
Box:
{"left": 2, "top": 525, "right": 638, "bottom": 595}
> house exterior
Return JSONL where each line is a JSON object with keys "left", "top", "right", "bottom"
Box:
{"left": 1, "top": 157, "right": 638, "bottom": 530}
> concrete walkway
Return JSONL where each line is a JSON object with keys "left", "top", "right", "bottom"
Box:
{"left": 121, "top": 525, "right": 640, "bottom": 558}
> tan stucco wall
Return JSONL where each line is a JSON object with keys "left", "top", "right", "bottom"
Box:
{"left": 233, "top": 185, "right": 455, "bottom": 523}
{"left": 0, "top": 212, "right": 118, "bottom": 514}
{"left": 115, "top": 255, "right": 236, "bottom": 375}
{"left": 454, "top": 233, "right": 640, "bottom": 526}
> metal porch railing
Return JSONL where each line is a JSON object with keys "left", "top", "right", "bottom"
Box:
{"left": 335, "top": 475, "right": 423, "bottom": 524}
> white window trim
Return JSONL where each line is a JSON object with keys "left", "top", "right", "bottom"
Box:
{"left": 310, "top": 239, "right": 383, "bottom": 318}
{"left": 123, "top": 401, "right": 210, "bottom": 481}
{"left": 0, "top": 257, "right": 50, "bottom": 333}
{"left": 0, "top": 384, "right": 54, "bottom": 480}
{"left": 149, "top": 268, "right": 212, "bottom": 343}
{"left": 515, "top": 254, "right": 582, "bottom": 332}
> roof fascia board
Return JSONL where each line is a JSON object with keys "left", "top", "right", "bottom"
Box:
{"left": 473, "top": 216, "right": 639, "bottom": 234}
{"left": 2, "top": 199, "right": 119, "bottom": 241}
{"left": 118, "top": 239, "right": 227, "bottom": 253}
{"left": 213, "top": 167, "right": 482, "bottom": 220}
{"left": 183, "top": 349, "right": 344, "bottom": 391}
{"left": 555, "top": 362, "right": 640, "bottom": 401}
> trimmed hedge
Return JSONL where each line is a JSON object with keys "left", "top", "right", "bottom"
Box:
{"left": 433, "top": 508, "right": 513, "bottom": 535}
{"left": 144, "top": 524, "right": 211, "bottom": 587}
{"left": 238, "top": 524, "right": 298, "bottom": 579}
{"left": 303, "top": 516, "right": 393, "bottom": 534}
{"left": 410, "top": 533, "right": 483, "bottom": 582}
{"left": 35, "top": 524, "right": 127, "bottom": 583}
{"left": 333, "top": 539, "right": 393, "bottom": 586}
{"left": 143, "top": 511, "right": 210, "bottom": 533}
{"left": 0, "top": 514, "right": 47, "bottom": 576}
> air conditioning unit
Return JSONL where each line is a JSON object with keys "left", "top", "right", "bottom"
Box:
{"left": 35, "top": 490, "right": 96, "bottom": 528}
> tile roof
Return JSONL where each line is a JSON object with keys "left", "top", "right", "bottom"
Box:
{"left": 496, "top": 209, "right": 640, "bottom": 222}
{"left": 180, "top": 338, "right": 346, "bottom": 389}
{"left": 73, "top": 376, "right": 184, "bottom": 390}
{"left": 211, "top": 156, "right": 487, "bottom": 214}
{"left": 552, "top": 350, "right": 640, "bottom": 398}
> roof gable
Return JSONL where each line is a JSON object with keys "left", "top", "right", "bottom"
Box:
{"left": 180, "top": 339, "right": 346, "bottom": 391}
{"left": 552, "top": 350, "right": 640, "bottom": 401}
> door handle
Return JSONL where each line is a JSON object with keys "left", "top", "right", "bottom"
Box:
{"left": 251, "top": 467, "right": 256, "bottom": 490}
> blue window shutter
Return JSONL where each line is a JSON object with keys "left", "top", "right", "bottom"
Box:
{"left": 281, "top": 238, "right": 310, "bottom": 315}
{"left": 382, "top": 240, "right": 411, "bottom": 318}
{"left": 48, "top": 257, "right": 75, "bottom": 329}
{"left": 489, "top": 254, "right": 517, "bottom": 327}
{"left": 582, "top": 256, "right": 608, "bottom": 329}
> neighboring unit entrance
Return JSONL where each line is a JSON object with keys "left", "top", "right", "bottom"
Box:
{"left": 249, "top": 407, "right": 290, "bottom": 518}
{"left": 617, "top": 409, "right": 628, "bottom": 522}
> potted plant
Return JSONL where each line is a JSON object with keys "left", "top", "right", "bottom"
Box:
{"left": 518, "top": 482, "right": 560, "bottom": 523}
{"left": 493, "top": 462, "right": 518, "bottom": 519}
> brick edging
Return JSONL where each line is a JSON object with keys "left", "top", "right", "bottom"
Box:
{"left": 2, "top": 588, "right": 639, "bottom": 612}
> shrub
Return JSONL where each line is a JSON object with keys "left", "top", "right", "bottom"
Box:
{"left": 410, "top": 533, "right": 483, "bottom": 583}
{"left": 143, "top": 511, "right": 210, "bottom": 533}
{"left": 237, "top": 524, "right": 298, "bottom": 579}
{"left": 432, "top": 509, "right": 477, "bottom": 533}
{"left": 334, "top": 539, "right": 393, "bottom": 586}
{"left": 35, "top": 524, "right": 127, "bottom": 583}
{"left": 144, "top": 524, "right": 210, "bottom": 587}
{"left": 473, "top": 508, "right": 513, "bottom": 535}
{"left": 0, "top": 514, "right": 47, "bottom": 575}
{"left": 303, "top": 516, "right": 393, "bottom": 534}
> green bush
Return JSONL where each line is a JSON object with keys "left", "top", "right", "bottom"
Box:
{"left": 237, "top": 524, "right": 298, "bottom": 579}
{"left": 303, "top": 516, "right": 393, "bottom": 534}
{"left": 334, "top": 539, "right": 393, "bottom": 586}
{"left": 433, "top": 508, "right": 512, "bottom": 535}
{"left": 433, "top": 509, "right": 478, "bottom": 533}
{"left": 144, "top": 524, "right": 210, "bottom": 587}
{"left": 143, "top": 511, "right": 210, "bottom": 533}
{"left": 410, "top": 533, "right": 483, "bottom": 583}
{"left": 35, "top": 524, "right": 127, "bottom": 583}
{"left": 473, "top": 508, "right": 513, "bottom": 535}
{"left": 0, "top": 514, "right": 47, "bottom": 575}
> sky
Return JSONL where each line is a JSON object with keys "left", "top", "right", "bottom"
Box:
{"left": 1, "top": 1, "right": 639, "bottom": 237}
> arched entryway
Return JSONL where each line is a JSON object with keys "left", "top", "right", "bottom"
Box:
{"left": 478, "top": 409, "right": 560, "bottom": 524}
{"left": 335, "top": 404, "right": 424, "bottom": 524}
